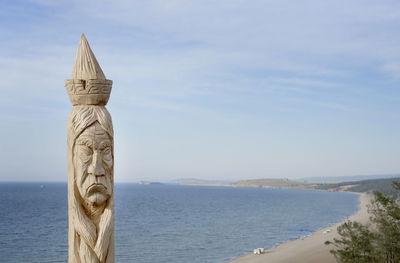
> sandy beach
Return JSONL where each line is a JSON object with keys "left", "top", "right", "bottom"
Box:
{"left": 227, "top": 193, "right": 371, "bottom": 263}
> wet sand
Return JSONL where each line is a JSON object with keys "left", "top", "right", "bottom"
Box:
{"left": 227, "top": 193, "right": 371, "bottom": 263}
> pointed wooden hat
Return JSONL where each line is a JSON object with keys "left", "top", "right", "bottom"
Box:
{"left": 65, "top": 34, "right": 112, "bottom": 106}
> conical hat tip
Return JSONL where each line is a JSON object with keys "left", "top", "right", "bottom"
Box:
{"left": 71, "top": 34, "right": 106, "bottom": 80}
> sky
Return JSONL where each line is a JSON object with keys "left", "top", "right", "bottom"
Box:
{"left": 1, "top": 0, "right": 400, "bottom": 182}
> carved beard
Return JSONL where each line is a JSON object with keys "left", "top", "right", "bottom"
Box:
{"left": 71, "top": 181, "right": 114, "bottom": 263}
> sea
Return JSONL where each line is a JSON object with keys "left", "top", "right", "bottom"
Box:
{"left": 0, "top": 183, "right": 359, "bottom": 263}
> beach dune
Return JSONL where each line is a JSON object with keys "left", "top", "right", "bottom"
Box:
{"left": 227, "top": 193, "right": 370, "bottom": 263}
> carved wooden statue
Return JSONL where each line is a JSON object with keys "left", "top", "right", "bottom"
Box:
{"left": 66, "top": 34, "right": 114, "bottom": 263}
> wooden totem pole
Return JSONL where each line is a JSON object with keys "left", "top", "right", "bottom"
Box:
{"left": 66, "top": 34, "right": 114, "bottom": 263}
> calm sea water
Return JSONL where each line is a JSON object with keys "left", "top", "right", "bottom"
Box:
{"left": 0, "top": 183, "right": 359, "bottom": 263}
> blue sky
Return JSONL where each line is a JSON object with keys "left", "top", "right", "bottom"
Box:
{"left": 1, "top": 0, "right": 400, "bottom": 182}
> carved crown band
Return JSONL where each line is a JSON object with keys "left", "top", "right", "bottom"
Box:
{"left": 65, "top": 79, "right": 113, "bottom": 106}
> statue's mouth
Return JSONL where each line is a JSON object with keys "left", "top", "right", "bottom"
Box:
{"left": 87, "top": 183, "right": 107, "bottom": 195}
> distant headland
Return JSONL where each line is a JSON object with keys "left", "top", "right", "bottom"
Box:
{"left": 173, "top": 174, "right": 400, "bottom": 195}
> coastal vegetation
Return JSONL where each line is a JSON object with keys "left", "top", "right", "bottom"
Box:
{"left": 325, "top": 181, "right": 400, "bottom": 263}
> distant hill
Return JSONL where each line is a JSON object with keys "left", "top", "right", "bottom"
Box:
{"left": 315, "top": 177, "right": 400, "bottom": 196}
{"left": 231, "top": 177, "right": 400, "bottom": 196}
{"left": 233, "top": 178, "right": 315, "bottom": 189}
{"left": 297, "top": 174, "right": 400, "bottom": 183}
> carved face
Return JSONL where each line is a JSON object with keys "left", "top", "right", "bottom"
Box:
{"left": 74, "top": 122, "right": 113, "bottom": 206}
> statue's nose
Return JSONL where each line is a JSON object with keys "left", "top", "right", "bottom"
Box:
{"left": 88, "top": 151, "right": 105, "bottom": 176}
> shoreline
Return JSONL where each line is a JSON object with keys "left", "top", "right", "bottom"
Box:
{"left": 226, "top": 192, "right": 371, "bottom": 263}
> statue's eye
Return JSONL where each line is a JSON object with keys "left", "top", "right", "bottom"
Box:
{"left": 78, "top": 145, "right": 92, "bottom": 163}
{"left": 102, "top": 147, "right": 112, "bottom": 162}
